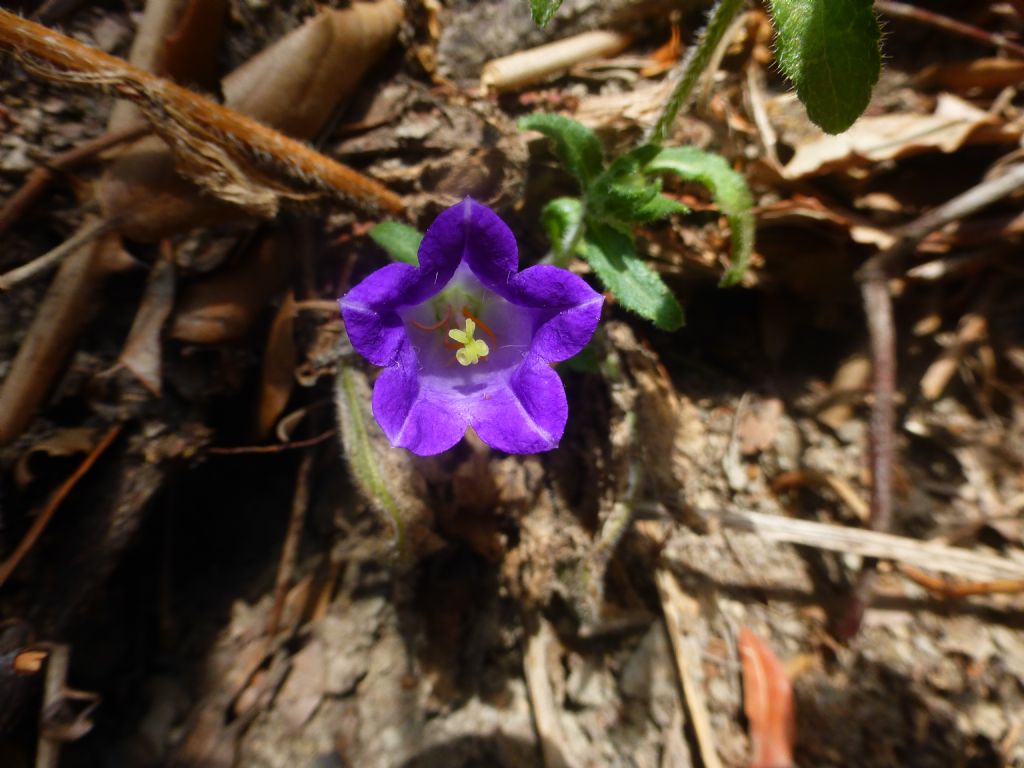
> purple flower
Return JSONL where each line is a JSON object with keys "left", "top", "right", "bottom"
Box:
{"left": 339, "top": 199, "right": 603, "bottom": 456}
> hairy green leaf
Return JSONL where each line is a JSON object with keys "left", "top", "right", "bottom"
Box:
{"left": 633, "top": 193, "right": 689, "bottom": 223}
{"left": 587, "top": 146, "right": 673, "bottom": 228}
{"left": 580, "top": 222, "right": 684, "bottom": 331}
{"left": 518, "top": 113, "right": 604, "bottom": 188}
{"left": 768, "top": 0, "right": 881, "bottom": 134}
{"left": 369, "top": 220, "right": 422, "bottom": 265}
{"left": 336, "top": 363, "right": 406, "bottom": 558}
{"left": 529, "top": 0, "right": 563, "bottom": 27}
{"left": 541, "top": 196, "right": 584, "bottom": 261}
{"left": 647, "top": 146, "right": 755, "bottom": 286}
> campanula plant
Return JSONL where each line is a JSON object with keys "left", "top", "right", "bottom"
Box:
{"left": 340, "top": 199, "right": 603, "bottom": 456}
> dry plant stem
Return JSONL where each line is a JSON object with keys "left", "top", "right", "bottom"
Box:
{"left": 35, "top": 643, "right": 70, "bottom": 768}
{"left": 205, "top": 428, "right": 336, "bottom": 455}
{"left": 0, "top": 223, "right": 131, "bottom": 446}
{"left": 843, "top": 162, "right": 1024, "bottom": 631}
{"left": 0, "top": 10, "right": 403, "bottom": 217}
{"left": 861, "top": 268, "right": 895, "bottom": 523}
{"left": 645, "top": 0, "right": 745, "bottom": 146}
{"left": 266, "top": 449, "right": 315, "bottom": 638}
{"left": 0, "top": 122, "right": 148, "bottom": 235}
{"left": 875, "top": 1, "right": 1024, "bottom": 58}
{"left": 0, "top": 424, "right": 122, "bottom": 590}
{"left": 701, "top": 507, "right": 1024, "bottom": 582}
{"left": 899, "top": 565, "right": 1024, "bottom": 598}
{"left": 481, "top": 30, "right": 632, "bottom": 92}
{"left": 655, "top": 569, "right": 724, "bottom": 768}
{"left": 523, "top": 615, "right": 570, "bottom": 768}
{"left": 0, "top": 217, "right": 114, "bottom": 291}
{"left": 107, "top": 0, "right": 188, "bottom": 130}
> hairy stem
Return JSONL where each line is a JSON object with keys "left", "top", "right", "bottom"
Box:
{"left": 644, "top": 0, "right": 746, "bottom": 146}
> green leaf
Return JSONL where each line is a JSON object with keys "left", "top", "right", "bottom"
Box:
{"left": 369, "top": 221, "right": 422, "bottom": 265}
{"left": 586, "top": 146, "right": 667, "bottom": 228}
{"left": 768, "top": 0, "right": 881, "bottom": 134}
{"left": 633, "top": 193, "right": 689, "bottom": 223}
{"left": 541, "top": 197, "right": 584, "bottom": 261}
{"left": 518, "top": 113, "right": 604, "bottom": 188}
{"left": 647, "top": 146, "right": 755, "bottom": 286}
{"left": 529, "top": 0, "right": 563, "bottom": 27}
{"left": 580, "top": 222, "right": 684, "bottom": 331}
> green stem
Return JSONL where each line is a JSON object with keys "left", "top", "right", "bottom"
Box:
{"left": 338, "top": 363, "right": 406, "bottom": 560}
{"left": 540, "top": 201, "right": 587, "bottom": 267}
{"left": 644, "top": 0, "right": 746, "bottom": 147}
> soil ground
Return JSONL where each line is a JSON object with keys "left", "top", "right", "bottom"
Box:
{"left": 1, "top": 1, "right": 1024, "bottom": 767}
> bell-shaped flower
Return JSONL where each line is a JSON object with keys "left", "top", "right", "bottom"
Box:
{"left": 339, "top": 199, "right": 603, "bottom": 456}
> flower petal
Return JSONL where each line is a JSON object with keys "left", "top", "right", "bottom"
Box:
{"left": 457, "top": 199, "right": 520, "bottom": 291}
{"left": 470, "top": 356, "right": 567, "bottom": 453}
{"left": 510, "top": 265, "right": 604, "bottom": 362}
{"left": 339, "top": 263, "right": 420, "bottom": 366}
{"left": 372, "top": 344, "right": 468, "bottom": 455}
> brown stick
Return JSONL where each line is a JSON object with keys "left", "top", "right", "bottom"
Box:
{"left": 0, "top": 424, "right": 122, "bottom": 589}
{"left": 838, "top": 163, "right": 1024, "bottom": 637}
{"left": 899, "top": 565, "right": 1024, "bottom": 598}
{"left": 876, "top": 1, "right": 1024, "bottom": 59}
{"left": 0, "top": 217, "right": 114, "bottom": 291}
{"left": 265, "top": 449, "right": 315, "bottom": 638}
{"left": 0, "top": 10, "right": 403, "bottom": 216}
{"left": 206, "top": 428, "right": 336, "bottom": 456}
{"left": 0, "top": 122, "right": 148, "bottom": 235}
{"left": 0, "top": 222, "right": 132, "bottom": 446}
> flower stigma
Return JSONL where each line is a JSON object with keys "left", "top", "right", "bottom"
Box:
{"left": 448, "top": 317, "right": 489, "bottom": 366}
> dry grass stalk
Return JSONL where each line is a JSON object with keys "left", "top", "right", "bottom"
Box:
{"left": 655, "top": 569, "right": 725, "bottom": 768}
{"left": 0, "top": 223, "right": 134, "bottom": 446}
{"left": 702, "top": 507, "right": 1024, "bottom": 582}
{"left": 522, "top": 615, "right": 571, "bottom": 768}
{"left": 0, "top": 9, "right": 403, "bottom": 218}
{"left": 0, "top": 424, "right": 123, "bottom": 588}
{"left": 482, "top": 30, "right": 632, "bottom": 92}
{"left": 0, "top": 217, "right": 114, "bottom": 291}
{"left": 0, "top": 122, "right": 148, "bottom": 235}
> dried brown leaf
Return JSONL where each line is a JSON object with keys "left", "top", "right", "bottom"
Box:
{"left": 169, "top": 235, "right": 288, "bottom": 344}
{"left": 223, "top": 1, "right": 402, "bottom": 140}
{"left": 918, "top": 58, "right": 1024, "bottom": 94}
{"left": 784, "top": 94, "right": 1021, "bottom": 179}
{"left": 257, "top": 292, "right": 298, "bottom": 439}
{"left": 117, "top": 244, "right": 176, "bottom": 396}
{"left": 97, "top": 0, "right": 402, "bottom": 241}
{"left": 162, "top": 0, "right": 228, "bottom": 91}
{"left": 738, "top": 397, "right": 783, "bottom": 455}
{"left": 14, "top": 427, "right": 99, "bottom": 488}
{"left": 739, "top": 627, "right": 795, "bottom": 768}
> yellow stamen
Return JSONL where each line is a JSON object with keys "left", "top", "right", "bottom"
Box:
{"left": 448, "top": 317, "right": 490, "bottom": 366}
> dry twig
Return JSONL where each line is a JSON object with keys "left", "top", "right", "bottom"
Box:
{"left": 481, "top": 30, "right": 632, "bottom": 92}
{"left": 0, "top": 217, "right": 114, "bottom": 292}
{"left": 0, "top": 122, "right": 148, "bottom": 235}
{"left": 876, "top": 1, "right": 1024, "bottom": 58}
{"left": 266, "top": 450, "right": 315, "bottom": 638}
{"left": 523, "top": 615, "right": 571, "bottom": 768}
{"left": 846, "top": 162, "right": 1024, "bottom": 635}
{"left": 0, "top": 423, "right": 123, "bottom": 589}
{"left": 898, "top": 565, "right": 1024, "bottom": 598}
{"left": 655, "top": 568, "right": 725, "bottom": 768}
{"left": 0, "top": 10, "right": 403, "bottom": 218}
{"left": 701, "top": 507, "right": 1024, "bottom": 582}
{"left": 205, "top": 429, "right": 336, "bottom": 456}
